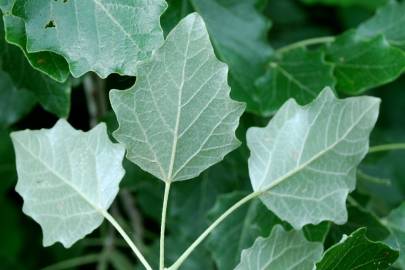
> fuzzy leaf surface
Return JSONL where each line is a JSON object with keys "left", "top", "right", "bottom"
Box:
{"left": 11, "top": 120, "right": 125, "bottom": 247}
{"left": 110, "top": 13, "right": 244, "bottom": 182}
{"left": 247, "top": 88, "right": 380, "bottom": 229}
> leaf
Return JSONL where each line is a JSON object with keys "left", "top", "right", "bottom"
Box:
{"left": 206, "top": 192, "right": 280, "bottom": 270}
{"left": 11, "top": 119, "right": 125, "bottom": 247}
{"left": 303, "top": 222, "right": 331, "bottom": 242}
{"left": 256, "top": 48, "right": 335, "bottom": 116}
{"left": 161, "top": 0, "right": 193, "bottom": 35}
{"left": 1, "top": 1, "right": 70, "bottom": 82}
{"left": 110, "top": 13, "right": 245, "bottom": 182}
{"left": 0, "top": 70, "right": 36, "bottom": 127}
{"left": 247, "top": 88, "right": 380, "bottom": 229}
{"left": 235, "top": 225, "right": 323, "bottom": 270}
{"left": 325, "top": 31, "right": 405, "bottom": 94}
{"left": 190, "top": 0, "right": 273, "bottom": 115}
{"left": 0, "top": 17, "right": 71, "bottom": 118}
{"left": 316, "top": 228, "right": 399, "bottom": 270}
{"left": 385, "top": 202, "right": 405, "bottom": 268}
{"left": 23, "top": 0, "right": 167, "bottom": 78}
{"left": 357, "top": 0, "right": 405, "bottom": 50}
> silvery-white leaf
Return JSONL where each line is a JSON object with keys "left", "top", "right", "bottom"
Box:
{"left": 247, "top": 88, "right": 380, "bottom": 229}
{"left": 11, "top": 119, "right": 125, "bottom": 247}
{"left": 110, "top": 13, "right": 245, "bottom": 182}
{"left": 235, "top": 225, "right": 323, "bottom": 270}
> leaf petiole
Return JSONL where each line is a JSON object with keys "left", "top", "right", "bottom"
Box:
{"left": 167, "top": 191, "right": 261, "bottom": 270}
{"left": 276, "top": 36, "right": 335, "bottom": 55}
{"left": 103, "top": 211, "right": 152, "bottom": 270}
{"left": 160, "top": 182, "right": 172, "bottom": 270}
{"left": 368, "top": 143, "right": 405, "bottom": 153}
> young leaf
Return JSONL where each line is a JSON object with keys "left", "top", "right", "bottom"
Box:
{"left": 357, "top": 0, "right": 405, "bottom": 50}
{"left": 190, "top": 0, "right": 273, "bottom": 115}
{"left": 256, "top": 48, "right": 335, "bottom": 116}
{"left": 325, "top": 31, "right": 405, "bottom": 94}
{"left": 235, "top": 225, "right": 323, "bottom": 270}
{"left": 316, "top": 228, "right": 399, "bottom": 270}
{"left": 23, "top": 0, "right": 167, "bottom": 78}
{"left": 247, "top": 88, "right": 380, "bottom": 229}
{"left": 385, "top": 202, "right": 405, "bottom": 268}
{"left": 1, "top": 1, "right": 70, "bottom": 82}
{"left": 110, "top": 13, "right": 245, "bottom": 182}
{"left": 206, "top": 192, "right": 280, "bottom": 270}
{"left": 11, "top": 120, "right": 125, "bottom": 248}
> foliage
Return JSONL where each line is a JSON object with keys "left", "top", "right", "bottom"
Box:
{"left": 1, "top": 0, "right": 405, "bottom": 269}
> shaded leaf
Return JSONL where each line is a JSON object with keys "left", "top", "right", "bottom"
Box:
{"left": 256, "top": 48, "right": 335, "bottom": 116}
{"left": 325, "top": 31, "right": 405, "bottom": 94}
{"left": 301, "top": 0, "right": 387, "bottom": 9}
{"left": 357, "top": 0, "right": 405, "bottom": 49}
{"left": 110, "top": 13, "right": 245, "bottom": 182}
{"left": 317, "top": 228, "right": 399, "bottom": 270}
{"left": 190, "top": 0, "right": 273, "bottom": 114}
{"left": 385, "top": 202, "right": 405, "bottom": 268}
{"left": 206, "top": 192, "right": 280, "bottom": 269}
{"left": 247, "top": 88, "right": 380, "bottom": 229}
{"left": 23, "top": 0, "right": 167, "bottom": 78}
{"left": 11, "top": 119, "right": 125, "bottom": 247}
{"left": 235, "top": 225, "right": 323, "bottom": 270}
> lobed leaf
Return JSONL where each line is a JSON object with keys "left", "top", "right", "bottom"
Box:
{"left": 11, "top": 120, "right": 125, "bottom": 247}
{"left": 385, "top": 202, "right": 405, "bottom": 268}
{"left": 110, "top": 13, "right": 245, "bottom": 182}
{"left": 23, "top": 0, "right": 167, "bottom": 78}
{"left": 247, "top": 88, "right": 380, "bottom": 229}
{"left": 235, "top": 225, "right": 323, "bottom": 270}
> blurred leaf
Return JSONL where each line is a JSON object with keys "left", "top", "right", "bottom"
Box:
{"left": 247, "top": 88, "right": 379, "bottom": 229}
{"left": 317, "top": 228, "right": 399, "bottom": 270}
{"left": 11, "top": 120, "right": 125, "bottom": 247}
{"left": 0, "top": 129, "right": 16, "bottom": 195}
{"left": 109, "top": 251, "right": 133, "bottom": 270}
{"left": 190, "top": 0, "right": 273, "bottom": 115}
{"left": 357, "top": 0, "right": 405, "bottom": 49}
{"left": 206, "top": 192, "right": 280, "bottom": 270}
{"left": 325, "top": 31, "right": 405, "bottom": 94}
{"left": 1, "top": 0, "right": 70, "bottom": 82}
{"left": 256, "top": 48, "right": 335, "bottom": 116}
{"left": 161, "top": 0, "right": 193, "bottom": 35}
{"left": 303, "top": 222, "right": 331, "bottom": 242}
{"left": 110, "top": 13, "right": 244, "bottom": 182}
{"left": 385, "top": 202, "right": 405, "bottom": 268}
{"left": 235, "top": 225, "right": 323, "bottom": 270}
{"left": 22, "top": 0, "right": 167, "bottom": 78}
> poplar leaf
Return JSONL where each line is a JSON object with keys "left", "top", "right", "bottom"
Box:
{"left": 385, "top": 202, "right": 405, "bottom": 268}
{"left": 235, "top": 225, "right": 323, "bottom": 270}
{"left": 23, "top": 0, "right": 167, "bottom": 78}
{"left": 247, "top": 88, "right": 380, "bottom": 229}
{"left": 11, "top": 120, "right": 125, "bottom": 248}
{"left": 110, "top": 13, "right": 245, "bottom": 182}
{"left": 317, "top": 228, "right": 399, "bottom": 270}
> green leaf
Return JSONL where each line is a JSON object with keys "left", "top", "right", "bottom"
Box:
{"left": 206, "top": 192, "right": 280, "bottom": 270}
{"left": 256, "top": 48, "right": 335, "bottom": 116}
{"left": 247, "top": 88, "right": 380, "bottom": 229}
{"left": 1, "top": 1, "right": 70, "bottom": 82}
{"left": 110, "top": 13, "right": 245, "bottom": 182}
{"left": 303, "top": 222, "right": 331, "bottom": 242}
{"left": 357, "top": 0, "right": 405, "bottom": 50}
{"left": 0, "top": 70, "right": 36, "bottom": 127}
{"left": 11, "top": 119, "right": 125, "bottom": 248}
{"left": 385, "top": 202, "right": 405, "bottom": 268}
{"left": 23, "top": 0, "right": 167, "bottom": 78}
{"left": 190, "top": 0, "right": 273, "bottom": 114}
{"left": 235, "top": 225, "right": 323, "bottom": 270}
{"left": 316, "top": 228, "right": 399, "bottom": 270}
{"left": 325, "top": 32, "right": 405, "bottom": 94}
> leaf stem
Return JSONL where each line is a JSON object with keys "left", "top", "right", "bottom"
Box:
{"left": 167, "top": 191, "right": 260, "bottom": 270}
{"left": 368, "top": 143, "right": 405, "bottom": 153}
{"left": 276, "top": 36, "right": 335, "bottom": 55}
{"left": 160, "top": 182, "right": 171, "bottom": 270}
{"left": 41, "top": 254, "right": 100, "bottom": 270}
{"left": 103, "top": 211, "right": 152, "bottom": 270}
